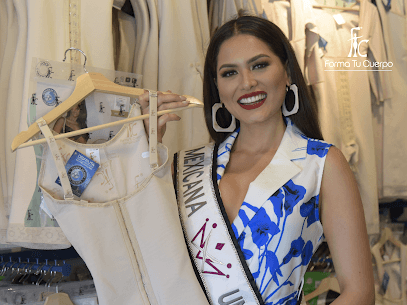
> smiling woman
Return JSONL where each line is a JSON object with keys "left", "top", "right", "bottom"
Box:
{"left": 139, "top": 12, "right": 375, "bottom": 305}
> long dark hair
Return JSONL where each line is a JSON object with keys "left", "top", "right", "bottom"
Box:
{"left": 67, "top": 101, "right": 89, "bottom": 141}
{"left": 67, "top": 101, "right": 88, "bottom": 129}
{"left": 203, "top": 14, "right": 323, "bottom": 144}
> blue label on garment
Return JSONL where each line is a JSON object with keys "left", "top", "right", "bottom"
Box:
{"left": 382, "top": 0, "right": 391, "bottom": 12}
{"left": 56, "top": 150, "right": 99, "bottom": 197}
{"left": 319, "top": 36, "right": 328, "bottom": 51}
{"left": 382, "top": 271, "right": 390, "bottom": 294}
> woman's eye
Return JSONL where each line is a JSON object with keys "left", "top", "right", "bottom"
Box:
{"left": 221, "top": 70, "right": 237, "bottom": 78}
{"left": 252, "top": 62, "right": 269, "bottom": 70}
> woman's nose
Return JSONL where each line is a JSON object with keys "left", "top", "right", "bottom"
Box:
{"left": 241, "top": 70, "right": 257, "bottom": 90}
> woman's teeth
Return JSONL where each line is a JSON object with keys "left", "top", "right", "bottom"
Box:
{"left": 238, "top": 93, "right": 267, "bottom": 104}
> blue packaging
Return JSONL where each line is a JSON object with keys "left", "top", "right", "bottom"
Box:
{"left": 56, "top": 150, "right": 99, "bottom": 197}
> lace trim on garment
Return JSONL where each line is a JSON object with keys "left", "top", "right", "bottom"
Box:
{"left": 6, "top": 224, "right": 71, "bottom": 249}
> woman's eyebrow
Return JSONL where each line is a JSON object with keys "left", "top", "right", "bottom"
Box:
{"left": 218, "top": 54, "right": 270, "bottom": 71}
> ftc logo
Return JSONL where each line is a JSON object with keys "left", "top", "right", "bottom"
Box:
{"left": 348, "top": 27, "right": 368, "bottom": 57}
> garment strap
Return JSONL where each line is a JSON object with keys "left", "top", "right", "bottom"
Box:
{"left": 37, "top": 117, "right": 74, "bottom": 200}
{"left": 148, "top": 90, "right": 158, "bottom": 169}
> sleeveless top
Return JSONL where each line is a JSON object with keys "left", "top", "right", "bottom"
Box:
{"left": 62, "top": 117, "right": 89, "bottom": 142}
{"left": 216, "top": 119, "right": 332, "bottom": 304}
{"left": 37, "top": 104, "right": 208, "bottom": 305}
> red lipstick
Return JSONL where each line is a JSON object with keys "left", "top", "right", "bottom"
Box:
{"left": 237, "top": 91, "right": 267, "bottom": 110}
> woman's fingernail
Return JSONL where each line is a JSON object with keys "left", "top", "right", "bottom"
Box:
{"left": 182, "top": 100, "right": 189, "bottom": 104}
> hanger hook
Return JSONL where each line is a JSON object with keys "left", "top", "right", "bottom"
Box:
{"left": 62, "top": 47, "right": 88, "bottom": 73}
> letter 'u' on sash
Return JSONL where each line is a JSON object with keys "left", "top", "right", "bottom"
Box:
{"left": 175, "top": 144, "right": 264, "bottom": 305}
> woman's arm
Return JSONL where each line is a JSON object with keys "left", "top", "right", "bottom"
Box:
{"left": 320, "top": 146, "right": 375, "bottom": 305}
{"left": 53, "top": 117, "right": 64, "bottom": 134}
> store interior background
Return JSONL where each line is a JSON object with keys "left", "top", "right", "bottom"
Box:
{"left": 0, "top": 0, "right": 406, "bottom": 304}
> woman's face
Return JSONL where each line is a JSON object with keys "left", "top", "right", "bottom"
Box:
{"left": 71, "top": 104, "right": 81, "bottom": 118}
{"left": 216, "top": 34, "right": 289, "bottom": 127}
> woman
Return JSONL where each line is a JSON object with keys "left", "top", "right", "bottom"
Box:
{"left": 53, "top": 101, "right": 89, "bottom": 143}
{"left": 140, "top": 15, "right": 374, "bottom": 305}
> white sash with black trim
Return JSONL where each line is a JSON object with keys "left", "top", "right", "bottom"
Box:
{"left": 175, "top": 143, "right": 265, "bottom": 305}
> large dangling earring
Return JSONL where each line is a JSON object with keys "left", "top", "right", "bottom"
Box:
{"left": 212, "top": 102, "right": 236, "bottom": 132}
{"left": 282, "top": 84, "right": 299, "bottom": 116}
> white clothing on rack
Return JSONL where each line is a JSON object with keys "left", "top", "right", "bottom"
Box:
{"left": 375, "top": 0, "right": 407, "bottom": 199}
{"left": 0, "top": 0, "right": 27, "bottom": 248}
{"left": 310, "top": 1, "right": 392, "bottom": 234}
{"left": 261, "top": 0, "right": 323, "bottom": 86}
{"left": 37, "top": 104, "right": 208, "bottom": 305}
{"left": 7, "top": 0, "right": 116, "bottom": 248}
{"left": 128, "top": 0, "right": 211, "bottom": 160}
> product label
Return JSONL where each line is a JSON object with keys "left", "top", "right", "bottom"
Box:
{"left": 111, "top": 96, "right": 130, "bottom": 117}
{"left": 56, "top": 150, "right": 99, "bottom": 197}
{"left": 86, "top": 148, "right": 101, "bottom": 164}
{"left": 381, "top": 271, "right": 390, "bottom": 294}
{"left": 333, "top": 14, "right": 345, "bottom": 25}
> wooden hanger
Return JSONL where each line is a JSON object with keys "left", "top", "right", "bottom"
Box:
{"left": 371, "top": 227, "right": 406, "bottom": 304}
{"left": 11, "top": 48, "right": 203, "bottom": 151}
{"left": 313, "top": 0, "right": 360, "bottom": 11}
{"left": 373, "top": 227, "right": 403, "bottom": 249}
{"left": 304, "top": 275, "right": 340, "bottom": 302}
{"left": 44, "top": 292, "right": 74, "bottom": 305}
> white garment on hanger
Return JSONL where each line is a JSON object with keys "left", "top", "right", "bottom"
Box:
{"left": 375, "top": 0, "right": 407, "bottom": 199}
{"left": 38, "top": 104, "right": 209, "bottom": 305}
{"left": 8, "top": 0, "right": 116, "bottom": 247}
{"left": 310, "top": 1, "right": 392, "bottom": 235}
{"left": 129, "top": 0, "right": 211, "bottom": 160}
{"left": 0, "top": 0, "right": 27, "bottom": 248}
{"left": 261, "top": 0, "right": 323, "bottom": 86}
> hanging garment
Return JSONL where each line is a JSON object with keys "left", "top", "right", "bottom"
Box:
{"left": 310, "top": 1, "right": 392, "bottom": 235}
{"left": 0, "top": 0, "right": 17, "bottom": 246}
{"left": 375, "top": 0, "right": 407, "bottom": 199}
{"left": 114, "top": 9, "right": 137, "bottom": 73}
{"left": 128, "top": 0, "right": 211, "bottom": 160}
{"left": 0, "top": 0, "right": 27, "bottom": 247}
{"left": 8, "top": 59, "right": 143, "bottom": 249}
{"left": 176, "top": 119, "right": 332, "bottom": 304}
{"left": 37, "top": 103, "right": 209, "bottom": 305}
{"left": 261, "top": 0, "right": 322, "bottom": 86}
{"left": 8, "top": 0, "right": 116, "bottom": 247}
{"left": 209, "top": 0, "right": 262, "bottom": 35}
{"left": 371, "top": 240, "right": 407, "bottom": 304}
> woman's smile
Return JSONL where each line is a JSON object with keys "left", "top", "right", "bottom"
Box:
{"left": 237, "top": 91, "right": 267, "bottom": 110}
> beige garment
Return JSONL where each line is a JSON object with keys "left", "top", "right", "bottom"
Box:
{"left": 311, "top": 1, "right": 392, "bottom": 235}
{"left": 8, "top": 0, "right": 115, "bottom": 248}
{"left": 0, "top": 0, "right": 8, "bottom": 71}
{"left": 372, "top": 241, "right": 407, "bottom": 305}
{"left": 115, "top": 10, "right": 137, "bottom": 73}
{"left": 0, "top": 0, "right": 19, "bottom": 244}
{"left": 38, "top": 105, "right": 209, "bottom": 305}
{"left": 128, "top": 0, "right": 211, "bottom": 159}
{"left": 209, "top": 0, "right": 262, "bottom": 35}
{"left": 375, "top": 0, "right": 407, "bottom": 199}
{"left": 261, "top": 0, "right": 323, "bottom": 86}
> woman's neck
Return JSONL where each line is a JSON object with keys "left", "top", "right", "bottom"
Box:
{"left": 232, "top": 116, "right": 286, "bottom": 155}
{"left": 66, "top": 117, "right": 78, "bottom": 124}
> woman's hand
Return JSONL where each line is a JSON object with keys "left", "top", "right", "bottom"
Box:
{"left": 137, "top": 90, "right": 189, "bottom": 143}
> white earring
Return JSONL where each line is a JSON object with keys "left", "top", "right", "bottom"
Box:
{"left": 212, "top": 103, "right": 236, "bottom": 132}
{"left": 282, "top": 84, "right": 299, "bottom": 116}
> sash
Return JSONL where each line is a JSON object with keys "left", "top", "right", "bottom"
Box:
{"left": 175, "top": 143, "right": 264, "bottom": 305}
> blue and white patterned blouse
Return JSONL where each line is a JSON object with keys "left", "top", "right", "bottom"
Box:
{"left": 216, "top": 119, "right": 332, "bottom": 305}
